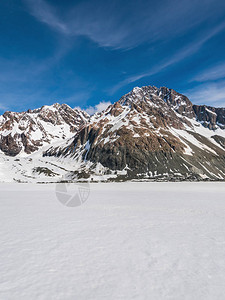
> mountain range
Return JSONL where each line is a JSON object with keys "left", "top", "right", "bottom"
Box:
{"left": 0, "top": 86, "right": 224, "bottom": 182}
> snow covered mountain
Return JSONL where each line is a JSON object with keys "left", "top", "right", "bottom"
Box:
{"left": 0, "top": 103, "right": 89, "bottom": 156}
{"left": 0, "top": 86, "right": 225, "bottom": 182}
{"left": 44, "top": 86, "right": 225, "bottom": 181}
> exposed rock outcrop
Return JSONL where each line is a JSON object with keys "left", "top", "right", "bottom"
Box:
{"left": 193, "top": 105, "right": 225, "bottom": 130}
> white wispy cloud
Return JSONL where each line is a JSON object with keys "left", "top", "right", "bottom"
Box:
{"left": 192, "top": 62, "right": 225, "bottom": 82}
{"left": 109, "top": 21, "right": 225, "bottom": 93}
{"left": 185, "top": 81, "right": 225, "bottom": 107}
{"left": 24, "top": 0, "right": 225, "bottom": 50}
{"left": 24, "top": 0, "right": 68, "bottom": 34}
{"left": 0, "top": 103, "right": 7, "bottom": 112}
{"left": 84, "top": 101, "right": 112, "bottom": 115}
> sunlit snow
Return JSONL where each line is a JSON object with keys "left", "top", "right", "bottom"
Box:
{"left": 0, "top": 182, "right": 225, "bottom": 299}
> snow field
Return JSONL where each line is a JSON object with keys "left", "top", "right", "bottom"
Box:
{"left": 0, "top": 182, "right": 225, "bottom": 299}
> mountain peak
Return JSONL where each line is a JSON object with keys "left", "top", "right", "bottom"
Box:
{"left": 117, "top": 85, "right": 194, "bottom": 118}
{"left": 43, "top": 85, "right": 225, "bottom": 182}
{"left": 0, "top": 103, "right": 89, "bottom": 156}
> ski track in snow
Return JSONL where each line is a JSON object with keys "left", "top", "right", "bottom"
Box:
{"left": 0, "top": 182, "right": 225, "bottom": 299}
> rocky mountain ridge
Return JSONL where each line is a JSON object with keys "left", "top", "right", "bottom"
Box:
{"left": 0, "top": 85, "right": 224, "bottom": 182}
{"left": 0, "top": 103, "right": 89, "bottom": 156}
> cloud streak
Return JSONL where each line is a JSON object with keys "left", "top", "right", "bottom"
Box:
{"left": 24, "top": 0, "right": 68, "bottom": 34}
{"left": 24, "top": 0, "right": 225, "bottom": 50}
{"left": 185, "top": 80, "right": 225, "bottom": 107}
{"left": 0, "top": 103, "right": 7, "bottom": 112}
{"left": 109, "top": 21, "right": 225, "bottom": 93}
{"left": 192, "top": 62, "right": 225, "bottom": 82}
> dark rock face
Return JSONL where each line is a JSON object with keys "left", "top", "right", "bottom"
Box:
{"left": 159, "top": 87, "right": 195, "bottom": 118}
{"left": 211, "top": 135, "right": 225, "bottom": 148}
{"left": 0, "top": 134, "right": 22, "bottom": 156}
{"left": 0, "top": 104, "right": 89, "bottom": 156}
{"left": 44, "top": 86, "right": 225, "bottom": 181}
{"left": 193, "top": 105, "right": 225, "bottom": 129}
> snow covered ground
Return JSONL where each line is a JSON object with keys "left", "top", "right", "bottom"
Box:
{"left": 0, "top": 182, "right": 225, "bottom": 299}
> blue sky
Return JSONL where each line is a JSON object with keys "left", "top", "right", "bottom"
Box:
{"left": 1, "top": 0, "right": 225, "bottom": 114}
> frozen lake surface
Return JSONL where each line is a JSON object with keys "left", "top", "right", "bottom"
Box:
{"left": 0, "top": 182, "right": 225, "bottom": 299}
